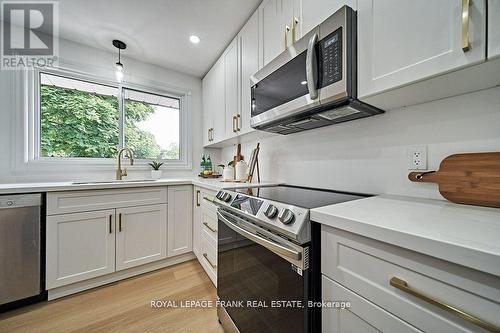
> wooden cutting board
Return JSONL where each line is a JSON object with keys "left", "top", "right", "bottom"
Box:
{"left": 408, "top": 152, "right": 500, "bottom": 208}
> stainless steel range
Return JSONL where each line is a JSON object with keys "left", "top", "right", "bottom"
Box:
{"left": 214, "top": 184, "right": 369, "bottom": 333}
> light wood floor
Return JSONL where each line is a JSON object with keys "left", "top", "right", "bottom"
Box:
{"left": 0, "top": 260, "right": 224, "bottom": 333}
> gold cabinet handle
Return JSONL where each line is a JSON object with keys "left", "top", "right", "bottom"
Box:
{"left": 118, "top": 213, "right": 122, "bottom": 232}
{"left": 196, "top": 190, "right": 201, "bottom": 206}
{"left": 208, "top": 128, "right": 211, "bottom": 142}
{"left": 461, "top": 0, "right": 470, "bottom": 52}
{"left": 292, "top": 17, "right": 299, "bottom": 44}
{"left": 109, "top": 214, "right": 112, "bottom": 234}
{"left": 203, "top": 222, "right": 217, "bottom": 233}
{"left": 236, "top": 114, "right": 241, "bottom": 131}
{"left": 284, "top": 25, "right": 291, "bottom": 49}
{"left": 203, "top": 196, "right": 215, "bottom": 204}
{"left": 203, "top": 253, "right": 217, "bottom": 269}
{"left": 390, "top": 277, "right": 499, "bottom": 332}
{"left": 233, "top": 115, "right": 238, "bottom": 133}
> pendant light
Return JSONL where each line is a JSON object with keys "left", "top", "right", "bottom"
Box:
{"left": 112, "top": 39, "right": 126, "bottom": 82}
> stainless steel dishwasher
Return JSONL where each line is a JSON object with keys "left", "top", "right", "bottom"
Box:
{"left": 0, "top": 194, "right": 42, "bottom": 307}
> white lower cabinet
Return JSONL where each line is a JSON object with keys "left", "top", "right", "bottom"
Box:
{"left": 46, "top": 186, "right": 194, "bottom": 294}
{"left": 167, "top": 186, "right": 193, "bottom": 257}
{"left": 193, "top": 187, "right": 218, "bottom": 286}
{"left": 115, "top": 204, "right": 167, "bottom": 271}
{"left": 321, "top": 226, "right": 500, "bottom": 333}
{"left": 46, "top": 209, "right": 116, "bottom": 289}
{"left": 322, "top": 275, "right": 422, "bottom": 333}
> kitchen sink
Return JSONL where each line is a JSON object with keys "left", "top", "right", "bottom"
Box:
{"left": 72, "top": 179, "right": 158, "bottom": 185}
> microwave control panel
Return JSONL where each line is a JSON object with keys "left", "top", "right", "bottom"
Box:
{"left": 318, "top": 27, "right": 342, "bottom": 88}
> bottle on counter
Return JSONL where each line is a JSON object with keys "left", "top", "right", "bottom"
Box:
{"left": 206, "top": 155, "right": 213, "bottom": 172}
{"left": 200, "top": 154, "right": 206, "bottom": 174}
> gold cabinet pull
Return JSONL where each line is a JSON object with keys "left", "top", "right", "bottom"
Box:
{"left": 203, "top": 253, "right": 217, "bottom": 269}
{"left": 390, "top": 277, "right": 499, "bottom": 332}
{"left": 236, "top": 114, "right": 241, "bottom": 131}
{"left": 196, "top": 190, "right": 201, "bottom": 206}
{"left": 109, "top": 214, "right": 113, "bottom": 234}
{"left": 233, "top": 115, "right": 238, "bottom": 133}
{"left": 461, "top": 0, "right": 470, "bottom": 51}
{"left": 203, "top": 222, "right": 217, "bottom": 233}
{"left": 292, "top": 17, "right": 300, "bottom": 44}
{"left": 118, "top": 213, "right": 122, "bottom": 232}
{"left": 284, "top": 25, "right": 291, "bottom": 49}
{"left": 203, "top": 196, "right": 215, "bottom": 204}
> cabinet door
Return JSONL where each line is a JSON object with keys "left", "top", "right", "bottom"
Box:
{"left": 239, "top": 10, "right": 259, "bottom": 134}
{"left": 301, "top": 0, "right": 357, "bottom": 36}
{"left": 115, "top": 204, "right": 167, "bottom": 271}
{"left": 167, "top": 185, "right": 193, "bottom": 257}
{"left": 488, "top": 0, "right": 500, "bottom": 59}
{"left": 224, "top": 37, "right": 239, "bottom": 137}
{"left": 212, "top": 58, "right": 226, "bottom": 143}
{"left": 202, "top": 70, "right": 214, "bottom": 146}
{"left": 358, "top": 0, "right": 486, "bottom": 99}
{"left": 322, "top": 275, "right": 423, "bottom": 333}
{"left": 261, "top": 0, "right": 286, "bottom": 66}
{"left": 193, "top": 187, "right": 202, "bottom": 256}
{"left": 46, "top": 210, "right": 115, "bottom": 289}
{"left": 282, "top": 0, "right": 302, "bottom": 43}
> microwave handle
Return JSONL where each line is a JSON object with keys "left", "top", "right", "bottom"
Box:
{"left": 306, "top": 33, "right": 319, "bottom": 100}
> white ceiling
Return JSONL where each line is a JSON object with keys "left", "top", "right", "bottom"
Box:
{"left": 56, "top": 0, "right": 261, "bottom": 77}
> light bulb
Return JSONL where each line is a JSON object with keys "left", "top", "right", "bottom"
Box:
{"left": 189, "top": 35, "right": 200, "bottom": 44}
{"left": 115, "top": 62, "right": 124, "bottom": 82}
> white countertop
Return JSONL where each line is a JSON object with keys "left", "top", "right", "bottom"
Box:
{"left": 311, "top": 195, "right": 500, "bottom": 277}
{"left": 0, "top": 178, "right": 280, "bottom": 195}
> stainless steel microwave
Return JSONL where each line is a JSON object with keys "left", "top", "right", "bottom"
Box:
{"left": 250, "top": 6, "right": 383, "bottom": 134}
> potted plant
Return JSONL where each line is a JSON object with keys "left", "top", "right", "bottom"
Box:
{"left": 148, "top": 161, "right": 164, "bottom": 179}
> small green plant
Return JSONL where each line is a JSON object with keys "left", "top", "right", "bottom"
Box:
{"left": 148, "top": 161, "right": 164, "bottom": 170}
{"left": 227, "top": 161, "right": 234, "bottom": 167}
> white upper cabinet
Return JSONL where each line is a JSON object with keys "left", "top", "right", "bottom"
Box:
{"left": 261, "top": 0, "right": 286, "bottom": 66}
{"left": 115, "top": 204, "right": 167, "bottom": 271}
{"left": 301, "top": 0, "right": 357, "bottom": 36}
{"left": 239, "top": 10, "right": 260, "bottom": 134}
{"left": 202, "top": 70, "right": 214, "bottom": 146}
{"left": 488, "top": 0, "right": 500, "bottom": 59}
{"left": 358, "top": 0, "right": 486, "bottom": 99}
{"left": 224, "top": 37, "right": 240, "bottom": 137}
{"left": 167, "top": 186, "right": 193, "bottom": 257}
{"left": 203, "top": 58, "right": 225, "bottom": 144}
{"left": 260, "top": 0, "right": 302, "bottom": 66}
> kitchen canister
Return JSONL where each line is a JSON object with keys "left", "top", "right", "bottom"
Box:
{"left": 223, "top": 166, "right": 234, "bottom": 181}
{"left": 235, "top": 160, "right": 248, "bottom": 181}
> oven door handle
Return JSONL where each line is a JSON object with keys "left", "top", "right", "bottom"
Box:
{"left": 217, "top": 211, "right": 302, "bottom": 261}
{"left": 306, "top": 33, "right": 319, "bottom": 100}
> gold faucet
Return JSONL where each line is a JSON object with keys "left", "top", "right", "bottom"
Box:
{"left": 116, "top": 148, "right": 134, "bottom": 180}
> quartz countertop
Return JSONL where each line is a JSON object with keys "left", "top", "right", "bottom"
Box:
{"left": 0, "top": 178, "right": 280, "bottom": 195}
{"left": 311, "top": 195, "right": 500, "bottom": 276}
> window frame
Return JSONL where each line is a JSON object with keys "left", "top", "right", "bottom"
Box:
{"left": 33, "top": 67, "right": 190, "bottom": 168}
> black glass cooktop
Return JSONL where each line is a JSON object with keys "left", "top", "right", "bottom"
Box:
{"left": 232, "top": 185, "right": 369, "bottom": 209}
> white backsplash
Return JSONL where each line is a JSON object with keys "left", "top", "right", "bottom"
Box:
{"left": 221, "top": 86, "right": 500, "bottom": 200}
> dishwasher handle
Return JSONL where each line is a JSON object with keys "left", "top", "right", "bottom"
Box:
{"left": 0, "top": 194, "right": 42, "bottom": 209}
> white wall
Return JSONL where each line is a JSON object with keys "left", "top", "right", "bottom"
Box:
{"left": 0, "top": 37, "right": 220, "bottom": 183}
{"left": 221, "top": 86, "right": 500, "bottom": 200}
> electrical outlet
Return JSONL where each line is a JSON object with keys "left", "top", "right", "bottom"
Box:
{"left": 408, "top": 146, "right": 427, "bottom": 170}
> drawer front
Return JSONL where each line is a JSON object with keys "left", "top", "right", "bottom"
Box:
{"left": 321, "top": 226, "right": 500, "bottom": 333}
{"left": 200, "top": 231, "right": 217, "bottom": 286}
{"left": 201, "top": 205, "right": 218, "bottom": 243}
{"left": 47, "top": 187, "right": 168, "bottom": 215}
{"left": 322, "top": 275, "right": 422, "bottom": 333}
{"left": 200, "top": 188, "right": 217, "bottom": 212}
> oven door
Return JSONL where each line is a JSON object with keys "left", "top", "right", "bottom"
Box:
{"left": 217, "top": 209, "right": 310, "bottom": 333}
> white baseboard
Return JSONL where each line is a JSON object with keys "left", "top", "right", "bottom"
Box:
{"left": 47, "top": 252, "right": 196, "bottom": 300}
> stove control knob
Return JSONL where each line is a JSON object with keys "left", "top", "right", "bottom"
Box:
{"left": 278, "top": 209, "right": 295, "bottom": 225}
{"left": 216, "top": 191, "right": 224, "bottom": 200}
{"left": 264, "top": 204, "right": 278, "bottom": 219}
{"left": 222, "top": 193, "right": 232, "bottom": 202}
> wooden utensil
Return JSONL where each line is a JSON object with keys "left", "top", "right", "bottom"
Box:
{"left": 408, "top": 152, "right": 500, "bottom": 208}
{"left": 233, "top": 144, "right": 243, "bottom": 168}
